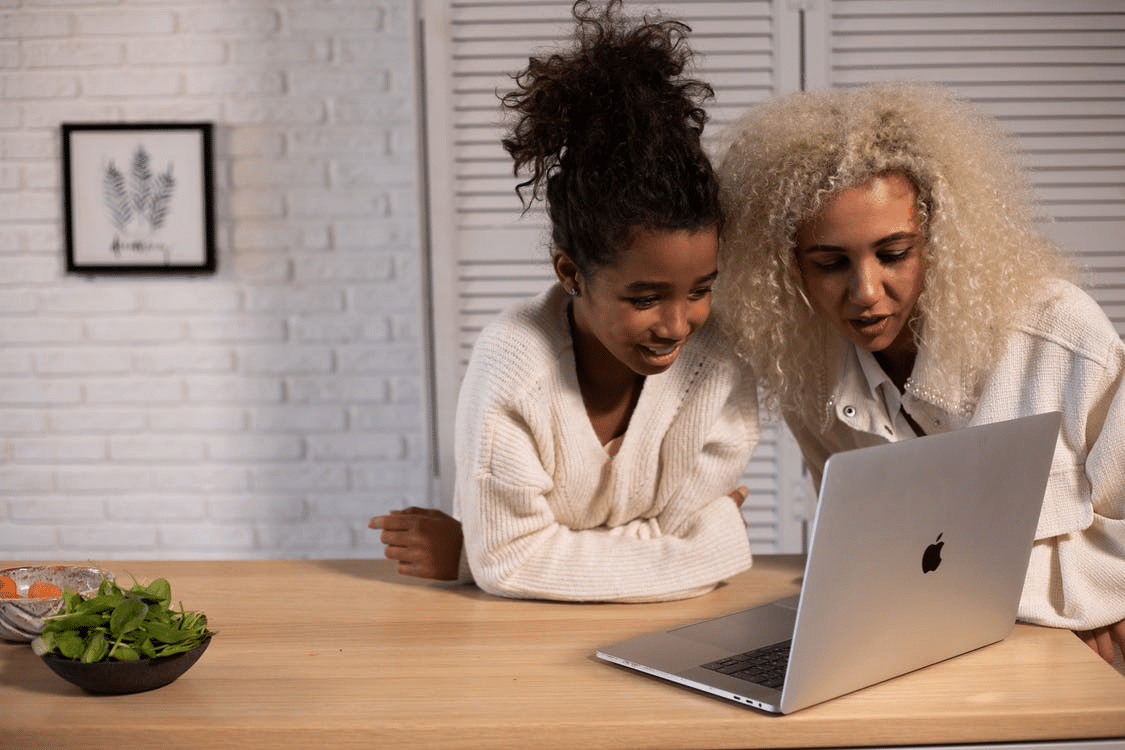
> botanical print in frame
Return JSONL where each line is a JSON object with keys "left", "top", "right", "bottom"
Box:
{"left": 62, "top": 123, "right": 215, "bottom": 274}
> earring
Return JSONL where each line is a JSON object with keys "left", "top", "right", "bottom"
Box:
{"left": 567, "top": 286, "right": 578, "bottom": 297}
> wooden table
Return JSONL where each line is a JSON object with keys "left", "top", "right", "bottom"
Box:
{"left": 2, "top": 557, "right": 1123, "bottom": 749}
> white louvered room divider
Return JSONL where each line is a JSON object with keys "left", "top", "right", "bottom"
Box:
{"left": 419, "top": 0, "right": 1125, "bottom": 554}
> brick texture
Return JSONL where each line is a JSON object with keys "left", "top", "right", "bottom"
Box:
{"left": 0, "top": 0, "right": 430, "bottom": 561}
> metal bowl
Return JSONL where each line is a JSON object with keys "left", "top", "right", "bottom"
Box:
{"left": 0, "top": 566, "right": 106, "bottom": 642}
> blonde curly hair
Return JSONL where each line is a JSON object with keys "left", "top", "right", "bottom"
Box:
{"left": 714, "top": 81, "right": 1069, "bottom": 420}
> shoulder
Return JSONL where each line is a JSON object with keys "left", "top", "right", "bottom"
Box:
{"left": 464, "top": 285, "right": 572, "bottom": 399}
{"left": 1024, "top": 279, "right": 1108, "bottom": 321}
{"left": 1013, "top": 279, "right": 1122, "bottom": 368}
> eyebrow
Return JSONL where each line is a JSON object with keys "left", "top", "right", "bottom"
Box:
{"left": 623, "top": 270, "right": 718, "bottom": 293}
{"left": 799, "top": 231, "right": 920, "bottom": 255}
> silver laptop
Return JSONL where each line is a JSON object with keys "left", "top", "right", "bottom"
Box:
{"left": 596, "top": 411, "right": 1061, "bottom": 714}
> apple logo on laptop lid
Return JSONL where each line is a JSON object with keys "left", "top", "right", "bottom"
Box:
{"left": 922, "top": 533, "right": 944, "bottom": 574}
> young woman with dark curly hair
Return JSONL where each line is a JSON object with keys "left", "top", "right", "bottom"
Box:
{"left": 370, "top": 0, "right": 758, "bottom": 601}
{"left": 715, "top": 81, "right": 1124, "bottom": 664}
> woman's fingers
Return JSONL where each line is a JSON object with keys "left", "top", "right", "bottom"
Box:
{"left": 1077, "top": 627, "right": 1118, "bottom": 664}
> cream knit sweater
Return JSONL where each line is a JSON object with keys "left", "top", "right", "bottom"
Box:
{"left": 787, "top": 280, "right": 1125, "bottom": 630}
{"left": 453, "top": 284, "right": 758, "bottom": 602}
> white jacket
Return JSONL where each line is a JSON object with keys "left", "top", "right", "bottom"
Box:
{"left": 787, "top": 280, "right": 1125, "bottom": 629}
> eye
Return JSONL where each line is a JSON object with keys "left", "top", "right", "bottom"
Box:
{"left": 812, "top": 256, "right": 848, "bottom": 272}
{"left": 879, "top": 249, "right": 911, "bottom": 264}
{"left": 626, "top": 295, "right": 660, "bottom": 309}
{"left": 688, "top": 285, "right": 714, "bottom": 300}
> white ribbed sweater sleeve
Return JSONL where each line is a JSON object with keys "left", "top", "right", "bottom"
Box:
{"left": 453, "top": 285, "right": 757, "bottom": 602}
{"left": 980, "top": 282, "right": 1125, "bottom": 630}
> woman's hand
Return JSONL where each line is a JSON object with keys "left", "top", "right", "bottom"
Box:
{"left": 728, "top": 485, "right": 749, "bottom": 509}
{"left": 368, "top": 507, "right": 463, "bottom": 581}
{"left": 1075, "top": 619, "right": 1125, "bottom": 665}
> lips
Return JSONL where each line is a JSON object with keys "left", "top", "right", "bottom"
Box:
{"left": 639, "top": 342, "right": 683, "bottom": 368}
{"left": 849, "top": 315, "right": 891, "bottom": 338}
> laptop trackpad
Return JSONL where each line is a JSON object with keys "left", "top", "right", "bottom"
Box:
{"left": 670, "top": 597, "right": 798, "bottom": 653}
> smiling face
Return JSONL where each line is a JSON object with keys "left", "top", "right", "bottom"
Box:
{"left": 795, "top": 171, "right": 927, "bottom": 367}
{"left": 558, "top": 225, "right": 719, "bottom": 378}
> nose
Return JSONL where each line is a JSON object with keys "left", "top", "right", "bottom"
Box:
{"left": 653, "top": 299, "right": 699, "bottom": 341}
{"left": 847, "top": 258, "right": 882, "bottom": 307}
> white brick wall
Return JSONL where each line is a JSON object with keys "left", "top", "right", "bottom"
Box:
{"left": 0, "top": 0, "right": 432, "bottom": 560}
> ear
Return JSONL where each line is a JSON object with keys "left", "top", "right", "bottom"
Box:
{"left": 552, "top": 251, "right": 582, "bottom": 297}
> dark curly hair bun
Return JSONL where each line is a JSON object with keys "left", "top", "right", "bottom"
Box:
{"left": 501, "top": 0, "right": 721, "bottom": 272}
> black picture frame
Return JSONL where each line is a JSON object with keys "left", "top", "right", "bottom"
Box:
{"left": 61, "top": 122, "right": 216, "bottom": 274}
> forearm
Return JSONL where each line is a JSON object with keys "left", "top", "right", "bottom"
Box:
{"left": 463, "top": 482, "right": 752, "bottom": 602}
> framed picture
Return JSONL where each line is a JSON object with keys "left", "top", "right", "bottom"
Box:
{"left": 61, "top": 122, "right": 216, "bottom": 274}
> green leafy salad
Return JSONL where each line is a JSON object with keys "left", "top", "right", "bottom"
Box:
{"left": 31, "top": 575, "right": 214, "bottom": 663}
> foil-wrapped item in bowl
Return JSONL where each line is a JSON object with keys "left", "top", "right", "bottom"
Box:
{"left": 0, "top": 566, "right": 107, "bottom": 642}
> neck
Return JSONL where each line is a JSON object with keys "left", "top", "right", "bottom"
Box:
{"left": 571, "top": 329, "right": 643, "bottom": 411}
{"left": 874, "top": 347, "right": 917, "bottom": 393}
{"left": 568, "top": 305, "right": 644, "bottom": 443}
{"left": 873, "top": 315, "right": 920, "bottom": 393}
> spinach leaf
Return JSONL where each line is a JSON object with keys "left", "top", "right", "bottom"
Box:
{"left": 109, "top": 596, "right": 147, "bottom": 638}
{"left": 58, "top": 631, "right": 86, "bottom": 660}
{"left": 81, "top": 632, "right": 108, "bottom": 663}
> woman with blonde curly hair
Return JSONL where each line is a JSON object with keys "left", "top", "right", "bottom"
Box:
{"left": 715, "top": 81, "right": 1124, "bottom": 663}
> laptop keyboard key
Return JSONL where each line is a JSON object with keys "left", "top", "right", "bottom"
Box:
{"left": 702, "top": 639, "right": 791, "bottom": 690}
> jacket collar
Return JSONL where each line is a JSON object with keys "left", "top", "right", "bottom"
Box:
{"left": 827, "top": 339, "right": 976, "bottom": 436}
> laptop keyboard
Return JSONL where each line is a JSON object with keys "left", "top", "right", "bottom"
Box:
{"left": 702, "top": 639, "right": 792, "bottom": 690}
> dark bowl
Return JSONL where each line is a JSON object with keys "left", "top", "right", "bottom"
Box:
{"left": 39, "top": 637, "right": 211, "bottom": 695}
